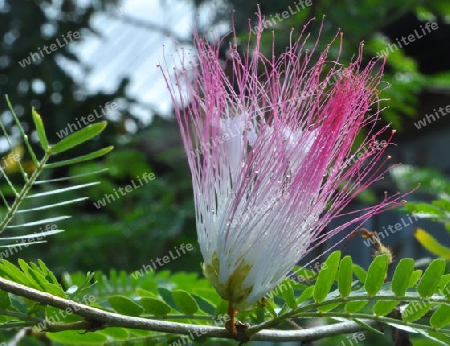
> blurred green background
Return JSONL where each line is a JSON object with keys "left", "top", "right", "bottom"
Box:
{"left": 1, "top": 0, "right": 450, "bottom": 345}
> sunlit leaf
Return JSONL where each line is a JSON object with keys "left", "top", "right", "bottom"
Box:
{"left": 402, "top": 302, "right": 434, "bottom": 322}
{"left": 338, "top": 256, "right": 353, "bottom": 298}
{"left": 373, "top": 301, "right": 399, "bottom": 317}
{"left": 314, "top": 251, "right": 340, "bottom": 303}
{"left": 281, "top": 280, "right": 297, "bottom": 310}
{"left": 409, "top": 270, "right": 423, "bottom": 288}
{"left": 51, "top": 121, "right": 107, "bottom": 154}
{"left": 392, "top": 258, "right": 414, "bottom": 296}
{"left": 365, "top": 255, "right": 389, "bottom": 296}
{"left": 345, "top": 300, "right": 368, "bottom": 313}
{"left": 45, "top": 146, "right": 113, "bottom": 168}
{"left": 414, "top": 228, "right": 450, "bottom": 259}
{"left": 418, "top": 258, "right": 446, "bottom": 298}
{"left": 352, "top": 264, "right": 367, "bottom": 283}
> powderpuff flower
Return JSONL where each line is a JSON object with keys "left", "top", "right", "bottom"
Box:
{"left": 160, "top": 16, "right": 405, "bottom": 312}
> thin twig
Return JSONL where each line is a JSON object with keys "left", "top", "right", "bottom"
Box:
{"left": 0, "top": 277, "right": 375, "bottom": 341}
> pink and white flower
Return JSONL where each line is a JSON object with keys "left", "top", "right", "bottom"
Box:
{"left": 161, "top": 16, "right": 405, "bottom": 309}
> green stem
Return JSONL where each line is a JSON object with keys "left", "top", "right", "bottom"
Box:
{"left": 248, "top": 292, "right": 448, "bottom": 335}
{"left": 0, "top": 309, "right": 42, "bottom": 322}
{"left": 39, "top": 320, "right": 92, "bottom": 332}
{"left": 0, "top": 151, "right": 51, "bottom": 233}
{"left": 0, "top": 321, "right": 36, "bottom": 329}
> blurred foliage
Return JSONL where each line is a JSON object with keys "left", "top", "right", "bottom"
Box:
{"left": 1, "top": 253, "right": 450, "bottom": 345}
{"left": 1, "top": 0, "right": 200, "bottom": 277}
{"left": 391, "top": 165, "right": 450, "bottom": 259}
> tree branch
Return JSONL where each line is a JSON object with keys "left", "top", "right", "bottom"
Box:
{"left": 108, "top": 13, "right": 191, "bottom": 45}
{"left": 0, "top": 277, "right": 375, "bottom": 342}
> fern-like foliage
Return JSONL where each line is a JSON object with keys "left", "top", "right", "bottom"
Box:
{"left": 0, "top": 252, "right": 449, "bottom": 345}
{"left": 0, "top": 95, "right": 112, "bottom": 250}
{"left": 390, "top": 164, "right": 450, "bottom": 259}
{"left": 251, "top": 252, "right": 450, "bottom": 345}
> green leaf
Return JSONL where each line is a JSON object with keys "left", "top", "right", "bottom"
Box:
{"left": 0, "top": 290, "right": 11, "bottom": 310}
{"left": 297, "top": 285, "right": 314, "bottom": 304}
{"left": 392, "top": 258, "right": 414, "bottom": 296}
{"left": 433, "top": 198, "right": 450, "bottom": 211}
{"left": 443, "top": 282, "right": 450, "bottom": 299}
{"left": 430, "top": 304, "right": 450, "bottom": 329}
{"left": 281, "top": 280, "right": 297, "bottom": 310}
{"left": 345, "top": 300, "right": 368, "bottom": 313}
{"left": 314, "top": 251, "right": 341, "bottom": 303}
{"left": 136, "top": 288, "right": 156, "bottom": 297}
{"left": 98, "top": 328, "right": 130, "bottom": 341}
{"left": 192, "top": 294, "right": 216, "bottom": 316}
{"left": 32, "top": 271, "right": 66, "bottom": 298}
{"left": 38, "top": 259, "right": 63, "bottom": 284}
{"left": 171, "top": 289, "right": 199, "bottom": 316}
{"left": 47, "top": 330, "right": 107, "bottom": 344}
{"left": 338, "top": 255, "right": 353, "bottom": 298}
{"left": 439, "top": 274, "right": 450, "bottom": 290}
{"left": 373, "top": 301, "right": 399, "bottom": 317}
{"left": 418, "top": 258, "right": 446, "bottom": 298}
{"left": 406, "top": 203, "right": 445, "bottom": 218}
{"left": 0, "top": 260, "right": 32, "bottom": 286}
{"left": 32, "top": 108, "right": 49, "bottom": 151}
{"left": 108, "top": 296, "right": 143, "bottom": 317}
{"left": 42, "top": 283, "right": 66, "bottom": 298}
{"left": 402, "top": 302, "right": 433, "bottom": 322}
{"left": 51, "top": 121, "right": 107, "bottom": 154}
{"left": 140, "top": 297, "right": 171, "bottom": 316}
{"left": 17, "top": 259, "right": 43, "bottom": 290}
{"left": 158, "top": 287, "right": 177, "bottom": 310}
{"left": 409, "top": 270, "right": 423, "bottom": 288}
{"left": 45, "top": 146, "right": 114, "bottom": 168}
{"left": 318, "top": 303, "right": 341, "bottom": 313}
{"left": 365, "top": 255, "right": 389, "bottom": 296}
{"left": 352, "top": 264, "right": 367, "bottom": 283}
